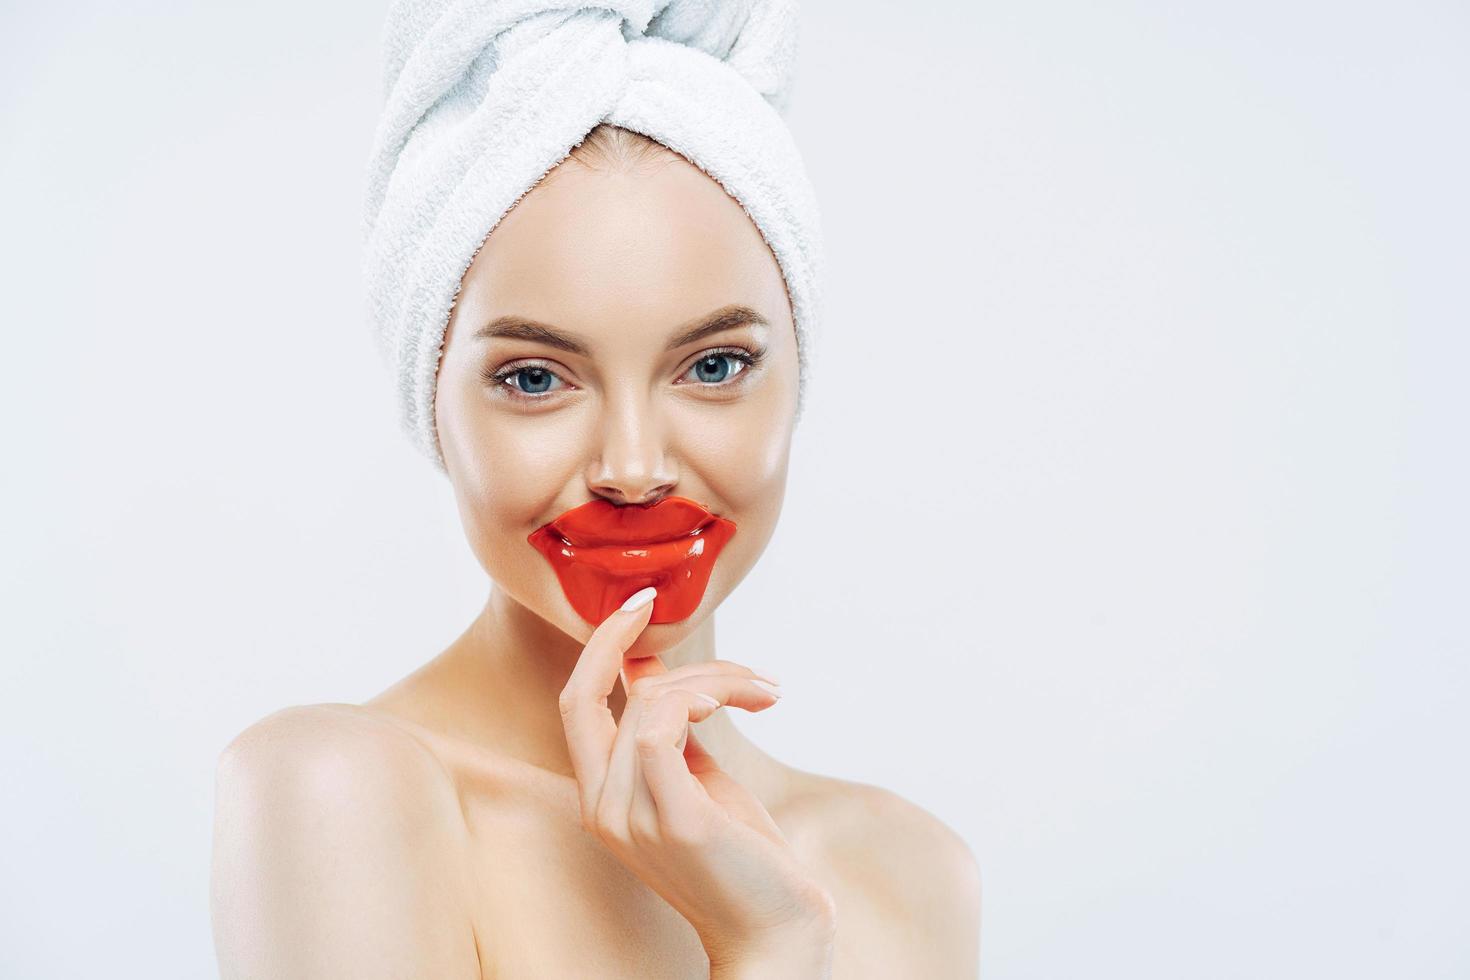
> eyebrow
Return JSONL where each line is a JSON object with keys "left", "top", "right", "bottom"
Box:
{"left": 472, "top": 304, "right": 770, "bottom": 357}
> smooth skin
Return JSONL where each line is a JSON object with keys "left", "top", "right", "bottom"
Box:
{"left": 211, "top": 132, "right": 981, "bottom": 978}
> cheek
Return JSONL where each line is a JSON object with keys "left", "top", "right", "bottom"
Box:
{"left": 683, "top": 413, "right": 790, "bottom": 505}
{"left": 677, "top": 402, "right": 794, "bottom": 573}
{"left": 439, "top": 380, "right": 580, "bottom": 567}
{"left": 698, "top": 358, "right": 799, "bottom": 513}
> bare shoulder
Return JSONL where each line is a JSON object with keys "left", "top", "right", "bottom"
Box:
{"left": 781, "top": 772, "right": 982, "bottom": 977}
{"left": 216, "top": 702, "right": 453, "bottom": 789}
{"left": 783, "top": 772, "right": 982, "bottom": 905}
{"left": 214, "top": 703, "right": 466, "bottom": 846}
{"left": 211, "top": 703, "right": 482, "bottom": 978}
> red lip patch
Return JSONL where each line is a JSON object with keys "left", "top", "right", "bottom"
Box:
{"left": 528, "top": 496, "right": 737, "bottom": 626}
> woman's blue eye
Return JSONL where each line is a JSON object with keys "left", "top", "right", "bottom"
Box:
{"left": 487, "top": 364, "right": 567, "bottom": 398}
{"left": 509, "top": 366, "right": 558, "bottom": 395}
{"left": 689, "top": 353, "right": 741, "bottom": 384}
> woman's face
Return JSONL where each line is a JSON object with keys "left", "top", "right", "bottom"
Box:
{"left": 434, "top": 150, "right": 800, "bottom": 647}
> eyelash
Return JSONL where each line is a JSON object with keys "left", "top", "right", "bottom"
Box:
{"left": 480, "top": 345, "right": 768, "bottom": 403}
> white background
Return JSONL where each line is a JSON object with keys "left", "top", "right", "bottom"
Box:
{"left": 3, "top": 1, "right": 1466, "bottom": 977}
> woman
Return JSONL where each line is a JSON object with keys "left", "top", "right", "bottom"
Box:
{"left": 211, "top": 5, "right": 979, "bottom": 978}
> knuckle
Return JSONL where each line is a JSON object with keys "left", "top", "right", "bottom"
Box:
{"left": 635, "top": 727, "right": 670, "bottom": 754}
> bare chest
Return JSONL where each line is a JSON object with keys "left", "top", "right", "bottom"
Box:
{"left": 450, "top": 769, "right": 900, "bottom": 980}
{"left": 457, "top": 770, "right": 711, "bottom": 979}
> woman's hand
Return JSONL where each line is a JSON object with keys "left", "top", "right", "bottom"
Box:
{"left": 557, "top": 586, "right": 837, "bottom": 976}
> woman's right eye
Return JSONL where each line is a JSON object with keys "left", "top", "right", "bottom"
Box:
{"left": 481, "top": 362, "right": 568, "bottom": 401}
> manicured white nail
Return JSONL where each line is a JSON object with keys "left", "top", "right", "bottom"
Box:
{"left": 694, "top": 692, "right": 721, "bottom": 708}
{"left": 749, "top": 667, "right": 782, "bottom": 685}
{"left": 621, "top": 586, "right": 657, "bottom": 611}
{"left": 751, "top": 678, "right": 783, "bottom": 698}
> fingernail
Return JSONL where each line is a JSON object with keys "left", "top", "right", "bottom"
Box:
{"left": 621, "top": 586, "right": 657, "bottom": 612}
{"left": 751, "top": 678, "right": 783, "bottom": 698}
{"left": 749, "top": 667, "right": 782, "bottom": 685}
{"left": 694, "top": 692, "right": 721, "bottom": 708}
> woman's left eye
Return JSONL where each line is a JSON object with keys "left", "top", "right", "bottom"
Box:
{"left": 681, "top": 349, "right": 762, "bottom": 385}
{"left": 482, "top": 345, "right": 766, "bottom": 402}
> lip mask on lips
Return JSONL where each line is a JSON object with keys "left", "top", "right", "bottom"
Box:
{"left": 528, "top": 496, "right": 737, "bottom": 626}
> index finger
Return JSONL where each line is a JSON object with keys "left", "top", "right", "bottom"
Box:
{"left": 559, "top": 586, "right": 660, "bottom": 806}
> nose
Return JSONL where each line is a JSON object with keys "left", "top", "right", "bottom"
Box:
{"left": 585, "top": 396, "right": 677, "bottom": 505}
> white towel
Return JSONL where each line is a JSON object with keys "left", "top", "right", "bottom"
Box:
{"left": 362, "top": 0, "right": 825, "bottom": 472}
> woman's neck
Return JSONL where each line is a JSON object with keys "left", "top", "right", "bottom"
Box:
{"left": 372, "top": 583, "right": 796, "bottom": 808}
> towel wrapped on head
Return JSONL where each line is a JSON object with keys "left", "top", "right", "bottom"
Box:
{"left": 362, "top": 0, "right": 825, "bottom": 472}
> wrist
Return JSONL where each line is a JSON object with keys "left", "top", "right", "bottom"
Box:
{"left": 705, "top": 912, "right": 837, "bottom": 980}
{"left": 709, "top": 945, "right": 834, "bottom": 980}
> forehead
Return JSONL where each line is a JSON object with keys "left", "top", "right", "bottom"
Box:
{"left": 461, "top": 155, "right": 791, "bottom": 334}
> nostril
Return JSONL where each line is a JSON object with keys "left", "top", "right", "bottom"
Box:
{"left": 600, "top": 485, "right": 676, "bottom": 507}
